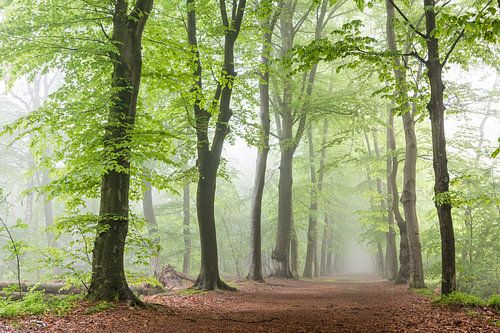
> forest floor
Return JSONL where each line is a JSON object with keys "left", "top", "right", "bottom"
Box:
{"left": 0, "top": 275, "right": 499, "bottom": 332}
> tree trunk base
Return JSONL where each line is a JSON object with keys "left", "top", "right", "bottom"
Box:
{"left": 192, "top": 275, "right": 236, "bottom": 291}
{"left": 247, "top": 273, "right": 265, "bottom": 283}
{"left": 88, "top": 283, "right": 144, "bottom": 307}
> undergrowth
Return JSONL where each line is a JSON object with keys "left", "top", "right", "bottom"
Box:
{"left": 0, "top": 289, "right": 84, "bottom": 318}
{"left": 84, "top": 300, "right": 115, "bottom": 314}
{"left": 433, "top": 291, "right": 500, "bottom": 309}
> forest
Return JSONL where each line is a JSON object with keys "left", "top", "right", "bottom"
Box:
{"left": 0, "top": 0, "right": 499, "bottom": 332}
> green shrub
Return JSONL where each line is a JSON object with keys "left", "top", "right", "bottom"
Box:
{"left": 0, "top": 290, "right": 83, "bottom": 318}
{"left": 434, "top": 291, "right": 485, "bottom": 308}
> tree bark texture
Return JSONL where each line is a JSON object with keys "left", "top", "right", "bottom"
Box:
{"left": 423, "top": 0, "right": 455, "bottom": 294}
{"left": 89, "top": 0, "right": 154, "bottom": 304}
{"left": 372, "top": 131, "right": 398, "bottom": 281}
{"left": 384, "top": 0, "right": 415, "bottom": 284}
{"left": 187, "top": 0, "right": 246, "bottom": 290}
{"left": 248, "top": 0, "right": 280, "bottom": 282}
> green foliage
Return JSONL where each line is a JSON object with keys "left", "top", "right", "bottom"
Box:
{"left": 434, "top": 291, "right": 485, "bottom": 308}
{"left": 0, "top": 289, "right": 83, "bottom": 318}
{"left": 487, "top": 294, "right": 500, "bottom": 310}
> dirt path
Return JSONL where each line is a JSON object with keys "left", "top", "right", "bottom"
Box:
{"left": 1, "top": 277, "right": 499, "bottom": 332}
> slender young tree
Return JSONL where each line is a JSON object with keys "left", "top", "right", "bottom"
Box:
{"left": 142, "top": 179, "right": 160, "bottom": 276}
{"left": 248, "top": 0, "right": 282, "bottom": 282}
{"left": 89, "top": 0, "right": 154, "bottom": 303}
{"left": 372, "top": 130, "right": 398, "bottom": 280}
{"left": 187, "top": 0, "right": 247, "bottom": 290}
{"left": 182, "top": 183, "right": 191, "bottom": 275}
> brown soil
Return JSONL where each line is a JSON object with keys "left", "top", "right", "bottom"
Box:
{"left": 1, "top": 276, "right": 499, "bottom": 332}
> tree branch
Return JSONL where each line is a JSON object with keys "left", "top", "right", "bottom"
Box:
{"left": 388, "top": 0, "right": 427, "bottom": 39}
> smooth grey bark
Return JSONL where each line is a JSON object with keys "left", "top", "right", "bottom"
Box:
{"left": 142, "top": 180, "right": 160, "bottom": 276}
{"left": 401, "top": 102, "right": 426, "bottom": 288}
{"left": 187, "top": 0, "right": 246, "bottom": 290}
{"left": 182, "top": 184, "right": 191, "bottom": 275}
{"left": 384, "top": 118, "right": 399, "bottom": 282}
{"left": 89, "top": 0, "right": 154, "bottom": 304}
{"left": 385, "top": 0, "right": 421, "bottom": 285}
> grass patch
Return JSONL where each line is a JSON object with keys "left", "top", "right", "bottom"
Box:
{"left": 84, "top": 301, "right": 115, "bottom": 315}
{"left": 487, "top": 294, "right": 500, "bottom": 310}
{"left": 0, "top": 290, "right": 84, "bottom": 318}
{"left": 433, "top": 291, "right": 485, "bottom": 308}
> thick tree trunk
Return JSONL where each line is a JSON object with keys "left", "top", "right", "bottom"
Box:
{"left": 188, "top": 0, "right": 246, "bottom": 290}
{"left": 401, "top": 108, "right": 426, "bottom": 288}
{"left": 423, "top": 0, "right": 454, "bottom": 294}
{"left": 142, "top": 180, "right": 160, "bottom": 276}
{"left": 89, "top": 0, "right": 154, "bottom": 304}
{"left": 182, "top": 184, "right": 191, "bottom": 275}
{"left": 272, "top": 149, "right": 294, "bottom": 278}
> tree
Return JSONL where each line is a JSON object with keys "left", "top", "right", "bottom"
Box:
{"left": 89, "top": 0, "right": 154, "bottom": 303}
{"left": 142, "top": 179, "right": 160, "bottom": 276}
{"left": 389, "top": 0, "right": 497, "bottom": 294}
{"left": 186, "top": 0, "right": 247, "bottom": 290}
{"left": 248, "top": 0, "right": 282, "bottom": 282}
{"left": 182, "top": 183, "right": 191, "bottom": 275}
{"left": 384, "top": 0, "right": 422, "bottom": 287}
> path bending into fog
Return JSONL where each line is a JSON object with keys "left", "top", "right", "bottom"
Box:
{"left": 1, "top": 276, "right": 498, "bottom": 332}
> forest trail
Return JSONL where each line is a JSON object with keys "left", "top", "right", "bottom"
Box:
{"left": 1, "top": 276, "right": 498, "bottom": 333}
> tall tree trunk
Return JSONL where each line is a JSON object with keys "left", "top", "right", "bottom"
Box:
{"left": 290, "top": 224, "right": 298, "bottom": 277}
{"left": 187, "top": 0, "right": 246, "bottom": 290}
{"left": 388, "top": 111, "right": 410, "bottom": 283}
{"left": 320, "top": 214, "right": 330, "bottom": 275}
{"left": 376, "top": 241, "right": 385, "bottom": 276}
{"left": 89, "top": 0, "right": 154, "bottom": 303}
{"left": 384, "top": 113, "right": 399, "bottom": 282}
{"left": 384, "top": 0, "right": 416, "bottom": 285}
{"left": 423, "top": 0, "right": 454, "bottom": 294}
{"left": 273, "top": 149, "right": 294, "bottom": 277}
{"left": 142, "top": 180, "right": 160, "bottom": 276}
{"left": 372, "top": 132, "right": 398, "bottom": 280}
{"left": 401, "top": 105, "right": 426, "bottom": 288}
{"left": 248, "top": 0, "right": 280, "bottom": 282}
{"left": 303, "top": 126, "right": 318, "bottom": 278}
{"left": 182, "top": 184, "right": 191, "bottom": 275}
